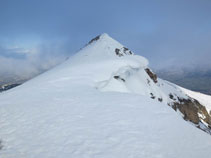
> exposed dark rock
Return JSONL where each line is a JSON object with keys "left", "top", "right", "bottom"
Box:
{"left": 114, "top": 76, "right": 120, "bottom": 79}
{"left": 123, "top": 47, "right": 129, "bottom": 51}
{"left": 145, "top": 68, "right": 158, "bottom": 83}
{"left": 158, "top": 98, "right": 163, "bottom": 102}
{"left": 123, "top": 47, "right": 129, "bottom": 54}
{"left": 114, "top": 76, "right": 125, "bottom": 82}
{"left": 169, "top": 93, "right": 176, "bottom": 100}
{"left": 173, "top": 97, "right": 211, "bottom": 129}
{"left": 176, "top": 99, "right": 200, "bottom": 124}
{"left": 150, "top": 93, "right": 155, "bottom": 99}
{"left": 115, "top": 48, "right": 123, "bottom": 57}
{"left": 0, "top": 83, "right": 21, "bottom": 92}
{"left": 88, "top": 35, "right": 100, "bottom": 44}
{"left": 115, "top": 47, "right": 133, "bottom": 57}
{"left": 169, "top": 94, "right": 174, "bottom": 99}
{"left": 123, "top": 47, "right": 133, "bottom": 55}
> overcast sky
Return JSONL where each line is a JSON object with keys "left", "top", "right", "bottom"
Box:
{"left": 0, "top": 0, "right": 211, "bottom": 80}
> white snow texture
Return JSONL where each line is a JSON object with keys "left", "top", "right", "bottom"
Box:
{"left": 0, "top": 33, "right": 211, "bottom": 158}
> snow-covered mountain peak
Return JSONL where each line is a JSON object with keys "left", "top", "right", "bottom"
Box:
{"left": 87, "top": 33, "right": 112, "bottom": 45}
{"left": 1, "top": 34, "right": 211, "bottom": 157}
{"left": 87, "top": 33, "right": 120, "bottom": 46}
{"left": 62, "top": 34, "right": 211, "bottom": 134}
{"left": 68, "top": 33, "right": 148, "bottom": 68}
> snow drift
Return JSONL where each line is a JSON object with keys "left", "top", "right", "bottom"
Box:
{"left": 0, "top": 33, "right": 211, "bottom": 158}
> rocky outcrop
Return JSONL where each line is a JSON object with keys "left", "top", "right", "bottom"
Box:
{"left": 171, "top": 97, "right": 211, "bottom": 133}
{"left": 115, "top": 48, "right": 123, "bottom": 57}
{"left": 88, "top": 35, "right": 100, "bottom": 44}
{"left": 145, "top": 68, "right": 158, "bottom": 83}
{"left": 0, "top": 83, "right": 21, "bottom": 92}
{"left": 146, "top": 66, "right": 211, "bottom": 134}
{"left": 115, "top": 47, "right": 133, "bottom": 57}
{"left": 122, "top": 47, "right": 133, "bottom": 55}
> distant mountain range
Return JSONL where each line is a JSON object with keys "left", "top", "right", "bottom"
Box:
{"left": 156, "top": 68, "right": 211, "bottom": 95}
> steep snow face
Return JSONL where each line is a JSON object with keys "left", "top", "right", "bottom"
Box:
{"left": 64, "top": 34, "right": 211, "bottom": 134}
{"left": 57, "top": 34, "right": 184, "bottom": 103}
{"left": 0, "top": 33, "right": 211, "bottom": 157}
{"left": 69, "top": 33, "right": 148, "bottom": 66}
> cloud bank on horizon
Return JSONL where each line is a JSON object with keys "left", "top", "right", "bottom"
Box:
{"left": 0, "top": 0, "right": 211, "bottom": 81}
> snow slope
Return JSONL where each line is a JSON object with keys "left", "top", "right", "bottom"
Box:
{"left": 0, "top": 33, "right": 211, "bottom": 158}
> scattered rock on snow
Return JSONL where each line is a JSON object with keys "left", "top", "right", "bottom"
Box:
{"left": 150, "top": 93, "right": 155, "bottom": 99}
{"left": 115, "top": 48, "right": 123, "bottom": 57}
{"left": 158, "top": 98, "right": 163, "bottom": 102}
{"left": 114, "top": 76, "right": 125, "bottom": 82}
{"left": 115, "top": 47, "right": 133, "bottom": 57}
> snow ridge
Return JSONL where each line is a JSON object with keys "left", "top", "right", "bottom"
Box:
{"left": 0, "top": 33, "right": 211, "bottom": 158}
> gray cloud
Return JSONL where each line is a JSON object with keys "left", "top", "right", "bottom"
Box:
{"left": 0, "top": 42, "right": 70, "bottom": 83}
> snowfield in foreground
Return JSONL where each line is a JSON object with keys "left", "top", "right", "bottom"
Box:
{"left": 0, "top": 33, "right": 211, "bottom": 158}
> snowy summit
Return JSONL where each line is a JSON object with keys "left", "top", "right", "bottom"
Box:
{"left": 0, "top": 33, "right": 211, "bottom": 158}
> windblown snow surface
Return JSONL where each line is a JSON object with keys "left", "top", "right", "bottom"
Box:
{"left": 0, "top": 34, "right": 211, "bottom": 158}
